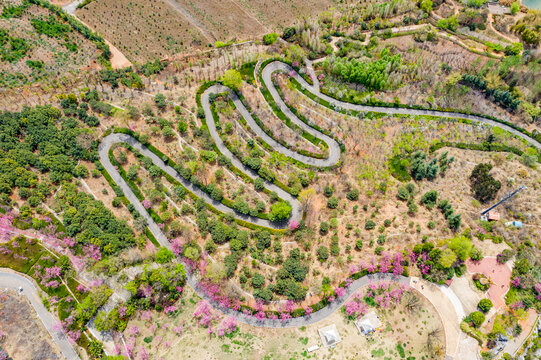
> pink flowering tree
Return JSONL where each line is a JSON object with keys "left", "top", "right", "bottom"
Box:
{"left": 142, "top": 199, "right": 151, "bottom": 209}
{"left": 216, "top": 316, "right": 237, "bottom": 337}
{"left": 289, "top": 220, "right": 300, "bottom": 231}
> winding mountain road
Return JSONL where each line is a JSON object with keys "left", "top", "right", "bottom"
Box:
{"left": 0, "top": 271, "right": 80, "bottom": 360}
{"left": 95, "top": 60, "right": 541, "bottom": 358}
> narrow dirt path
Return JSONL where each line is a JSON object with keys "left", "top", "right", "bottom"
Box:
{"left": 161, "top": 0, "right": 215, "bottom": 44}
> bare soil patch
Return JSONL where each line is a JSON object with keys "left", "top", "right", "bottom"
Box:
{"left": 76, "top": 0, "right": 206, "bottom": 62}
{"left": 0, "top": 290, "right": 62, "bottom": 360}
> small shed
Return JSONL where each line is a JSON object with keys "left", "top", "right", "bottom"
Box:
{"left": 355, "top": 311, "right": 383, "bottom": 335}
{"left": 318, "top": 324, "right": 342, "bottom": 348}
{"left": 487, "top": 211, "right": 500, "bottom": 221}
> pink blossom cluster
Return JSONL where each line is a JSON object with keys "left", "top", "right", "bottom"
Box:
{"left": 164, "top": 305, "right": 177, "bottom": 315}
{"left": 511, "top": 276, "right": 522, "bottom": 288}
{"left": 67, "top": 330, "right": 81, "bottom": 342}
{"left": 42, "top": 280, "right": 60, "bottom": 289}
{"left": 417, "top": 252, "right": 432, "bottom": 275}
{"left": 170, "top": 238, "right": 183, "bottom": 256}
{"left": 535, "top": 283, "right": 541, "bottom": 301}
{"left": 128, "top": 325, "right": 140, "bottom": 336}
{"left": 142, "top": 199, "right": 151, "bottom": 209}
{"left": 140, "top": 310, "right": 152, "bottom": 321}
{"left": 216, "top": 316, "right": 237, "bottom": 337}
{"left": 83, "top": 244, "right": 102, "bottom": 261}
{"left": 76, "top": 284, "right": 88, "bottom": 293}
{"left": 44, "top": 266, "right": 62, "bottom": 280}
{"left": 63, "top": 237, "right": 76, "bottom": 248}
{"left": 365, "top": 282, "right": 407, "bottom": 309}
{"left": 192, "top": 300, "right": 216, "bottom": 328}
{"left": 334, "top": 286, "right": 346, "bottom": 297}
{"left": 89, "top": 279, "right": 103, "bottom": 288}
{"left": 289, "top": 220, "right": 299, "bottom": 231}
{"left": 510, "top": 301, "right": 524, "bottom": 310}
{"left": 343, "top": 293, "right": 368, "bottom": 319}
{"left": 280, "top": 312, "right": 292, "bottom": 322}
{"left": 0, "top": 247, "right": 12, "bottom": 255}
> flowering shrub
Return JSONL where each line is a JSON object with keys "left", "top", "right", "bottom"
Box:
{"left": 334, "top": 287, "right": 346, "bottom": 297}
{"left": 343, "top": 293, "right": 369, "bottom": 320}
{"left": 365, "top": 281, "right": 407, "bottom": 309}
{"left": 511, "top": 276, "right": 522, "bottom": 288}
{"left": 142, "top": 199, "right": 151, "bottom": 209}
{"left": 192, "top": 300, "right": 216, "bottom": 328}
{"left": 216, "top": 317, "right": 237, "bottom": 337}
{"left": 289, "top": 220, "right": 300, "bottom": 231}
{"left": 83, "top": 244, "right": 102, "bottom": 262}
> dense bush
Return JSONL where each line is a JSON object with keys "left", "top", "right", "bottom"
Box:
{"left": 263, "top": 33, "right": 278, "bottom": 45}
{"left": 346, "top": 188, "right": 359, "bottom": 201}
{"left": 410, "top": 151, "right": 439, "bottom": 181}
{"left": 461, "top": 74, "right": 520, "bottom": 111}
{"left": 469, "top": 311, "right": 486, "bottom": 328}
{"left": 420, "top": 190, "right": 438, "bottom": 209}
{"left": 317, "top": 246, "right": 329, "bottom": 262}
{"left": 365, "top": 220, "right": 376, "bottom": 230}
{"left": 269, "top": 201, "right": 292, "bottom": 222}
{"left": 327, "top": 197, "right": 338, "bottom": 209}
{"left": 470, "top": 163, "right": 501, "bottom": 203}
{"left": 478, "top": 299, "right": 493, "bottom": 313}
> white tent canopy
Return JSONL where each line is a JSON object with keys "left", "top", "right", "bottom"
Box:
{"left": 355, "top": 311, "right": 382, "bottom": 335}
{"left": 318, "top": 324, "right": 342, "bottom": 347}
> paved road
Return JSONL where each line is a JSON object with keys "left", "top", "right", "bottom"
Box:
{"left": 267, "top": 60, "right": 541, "bottom": 150}
{"left": 260, "top": 64, "right": 342, "bottom": 167}
{"left": 99, "top": 133, "right": 300, "bottom": 229}
{"left": 0, "top": 271, "right": 80, "bottom": 360}
{"left": 96, "top": 59, "right": 541, "bottom": 350}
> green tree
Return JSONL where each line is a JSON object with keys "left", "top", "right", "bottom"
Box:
{"left": 263, "top": 33, "right": 278, "bottom": 45}
{"left": 222, "top": 69, "right": 243, "bottom": 91}
{"left": 510, "top": 1, "right": 519, "bottom": 14}
{"left": 317, "top": 246, "right": 329, "bottom": 262}
{"left": 252, "top": 273, "right": 265, "bottom": 288}
{"left": 155, "top": 247, "right": 174, "bottom": 263}
{"left": 470, "top": 163, "right": 501, "bottom": 203}
{"left": 269, "top": 201, "right": 292, "bottom": 222}
{"left": 449, "top": 235, "right": 472, "bottom": 261}
{"left": 327, "top": 197, "right": 338, "bottom": 209}
{"left": 478, "top": 299, "right": 493, "bottom": 313}
{"left": 438, "top": 248, "right": 457, "bottom": 268}
{"left": 469, "top": 311, "right": 486, "bottom": 327}
{"left": 154, "top": 93, "right": 166, "bottom": 110}
{"left": 420, "top": 0, "right": 433, "bottom": 13}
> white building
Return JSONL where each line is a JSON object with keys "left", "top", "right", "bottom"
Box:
{"left": 318, "top": 324, "right": 342, "bottom": 348}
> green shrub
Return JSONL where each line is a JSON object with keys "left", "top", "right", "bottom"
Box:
{"left": 327, "top": 197, "right": 338, "bottom": 209}
{"left": 477, "top": 299, "right": 493, "bottom": 313}
{"left": 263, "top": 33, "right": 279, "bottom": 45}
{"left": 365, "top": 220, "right": 376, "bottom": 230}
{"left": 317, "top": 246, "right": 329, "bottom": 262}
